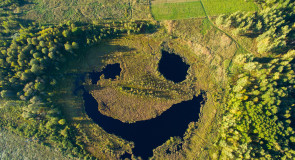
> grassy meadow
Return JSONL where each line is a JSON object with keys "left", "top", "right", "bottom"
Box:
{"left": 202, "top": 0, "right": 258, "bottom": 16}
{"left": 151, "top": 0, "right": 257, "bottom": 20}
{"left": 20, "top": 0, "right": 132, "bottom": 24}
{"left": 0, "top": 128, "right": 73, "bottom": 160}
{"left": 151, "top": 1, "right": 206, "bottom": 20}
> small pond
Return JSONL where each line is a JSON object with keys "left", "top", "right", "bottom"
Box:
{"left": 83, "top": 89, "right": 204, "bottom": 159}
{"left": 158, "top": 51, "right": 190, "bottom": 83}
{"left": 89, "top": 63, "right": 121, "bottom": 84}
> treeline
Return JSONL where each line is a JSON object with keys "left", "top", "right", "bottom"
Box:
{"left": 0, "top": 0, "right": 24, "bottom": 45}
{"left": 213, "top": 0, "right": 295, "bottom": 159}
{"left": 0, "top": 23, "right": 106, "bottom": 158}
{"left": 216, "top": 0, "right": 295, "bottom": 54}
{"left": 0, "top": 21, "right": 154, "bottom": 103}
{"left": 0, "top": 1, "right": 156, "bottom": 157}
{"left": 0, "top": 0, "right": 23, "bottom": 8}
{"left": 216, "top": 51, "right": 295, "bottom": 159}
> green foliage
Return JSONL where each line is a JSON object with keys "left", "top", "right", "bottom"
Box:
{"left": 64, "top": 43, "right": 72, "bottom": 52}
{"left": 58, "top": 119, "right": 66, "bottom": 125}
{"left": 200, "top": 19, "right": 211, "bottom": 35}
{"left": 0, "top": 18, "right": 155, "bottom": 159}
{"left": 216, "top": 50, "right": 295, "bottom": 159}
{"left": 216, "top": 0, "right": 295, "bottom": 54}
{"left": 0, "top": 90, "right": 9, "bottom": 98}
{"left": 213, "top": 1, "right": 295, "bottom": 159}
{"left": 0, "top": 0, "right": 22, "bottom": 8}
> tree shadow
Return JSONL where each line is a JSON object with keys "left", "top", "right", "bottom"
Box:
{"left": 240, "top": 32, "right": 260, "bottom": 38}
{"left": 253, "top": 57, "right": 273, "bottom": 63}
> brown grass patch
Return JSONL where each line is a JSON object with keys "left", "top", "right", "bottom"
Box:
{"left": 85, "top": 34, "right": 199, "bottom": 122}
{"left": 20, "top": 0, "right": 131, "bottom": 24}
{"left": 92, "top": 87, "right": 179, "bottom": 122}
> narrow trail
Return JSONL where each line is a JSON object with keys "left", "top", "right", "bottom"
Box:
{"left": 195, "top": 2, "right": 253, "bottom": 155}
{"left": 199, "top": 0, "right": 250, "bottom": 73}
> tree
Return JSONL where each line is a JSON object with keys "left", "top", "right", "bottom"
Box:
{"left": 31, "top": 64, "right": 42, "bottom": 74}
{"left": 42, "top": 48, "right": 48, "bottom": 54}
{"left": 64, "top": 43, "right": 72, "bottom": 52}
{"left": 31, "top": 37, "right": 38, "bottom": 45}
{"left": 21, "top": 72, "right": 30, "bottom": 81}
{"left": 62, "top": 30, "right": 70, "bottom": 38}
{"left": 48, "top": 52, "right": 55, "bottom": 59}
{"left": 72, "top": 42, "right": 79, "bottom": 49}
{"left": 58, "top": 119, "right": 66, "bottom": 125}
{"left": 1, "top": 90, "right": 9, "bottom": 98}
{"left": 39, "top": 41, "right": 46, "bottom": 47}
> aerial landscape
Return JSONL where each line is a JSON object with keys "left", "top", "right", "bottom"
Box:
{"left": 0, "top": 0, "right": 295, "bottom": 159}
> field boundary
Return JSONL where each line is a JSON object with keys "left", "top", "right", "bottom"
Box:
{"left": 151, "top": 0, "right": 200, "bottom": 4}
{"left": 199, "top": 0, "right": 250, "bottom": 72}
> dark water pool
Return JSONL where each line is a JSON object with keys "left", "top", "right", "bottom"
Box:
{"left": 158, "top": 51, "right": 190, "bottom": 83}
{"left": 83, "top": 89, "right": 204, "bottom": 159}
{"left": 89, "top": 63, "right": 121, "bottom": 84}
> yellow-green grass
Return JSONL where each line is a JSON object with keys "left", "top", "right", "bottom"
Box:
{"left": 151, "top": 0, "right": 257, "bottom": 21}
{"left": 151, "top": 0, "right": 200, "bottom": 4}
{"left": 202, "top": 0, "right": 258, "bottom": 16}
{"left": 0, "top": 128, "right": 72, "bottom": 160}
{"left": 151, "top": 1, "right": 206, "bottom": 20}
{"left": 20, "top": 0, "right": 132, "bottom": 24}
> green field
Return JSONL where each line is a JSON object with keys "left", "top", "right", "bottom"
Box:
{"left": 151, "top": 0, "right": 201, "bottom": 4}
{"left": 202, "top": 0, "right": 258, "bottom": 16}
{"left": 151, "top": 0, "right": 258, "bottom": 20}
{"left": 151, "top": 1, "right": 206, "bottom": 20}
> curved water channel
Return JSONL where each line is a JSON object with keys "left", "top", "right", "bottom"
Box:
{"left": 81, "top": 51, "right": 204, "bottom": 159}
{"left": 83, "top": 91, "right": 204, "bottom": 159}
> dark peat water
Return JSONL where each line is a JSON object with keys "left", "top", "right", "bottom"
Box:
{"left": 89, "top": 63, "right": 121, "bottom": 84}
{"left": 83, "top": 90, "right": 204, "bottom": 159}
{"left": 158, "top": 51, "right": 190, "bottom": 83}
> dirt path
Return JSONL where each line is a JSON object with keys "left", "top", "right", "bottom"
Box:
{"left": 199, "top": 0, "right": 250, "bottom": 72}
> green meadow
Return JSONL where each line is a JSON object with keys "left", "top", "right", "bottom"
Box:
{"left": 151, "top": 0, "right": 258, "bottom": 20}
{"left": 151, "top": 1, "right": 206, "bottom": 20}
{"left": 202, "top": 0, "right": 258, "bottom": 16}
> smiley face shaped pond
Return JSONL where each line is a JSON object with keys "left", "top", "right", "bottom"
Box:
{"left": 83, "top": 52, "right": 204, "bottom": 159}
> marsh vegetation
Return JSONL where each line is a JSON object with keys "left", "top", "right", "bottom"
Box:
{"left": 1, "top": 0, "right": 294, "bottom": 159}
